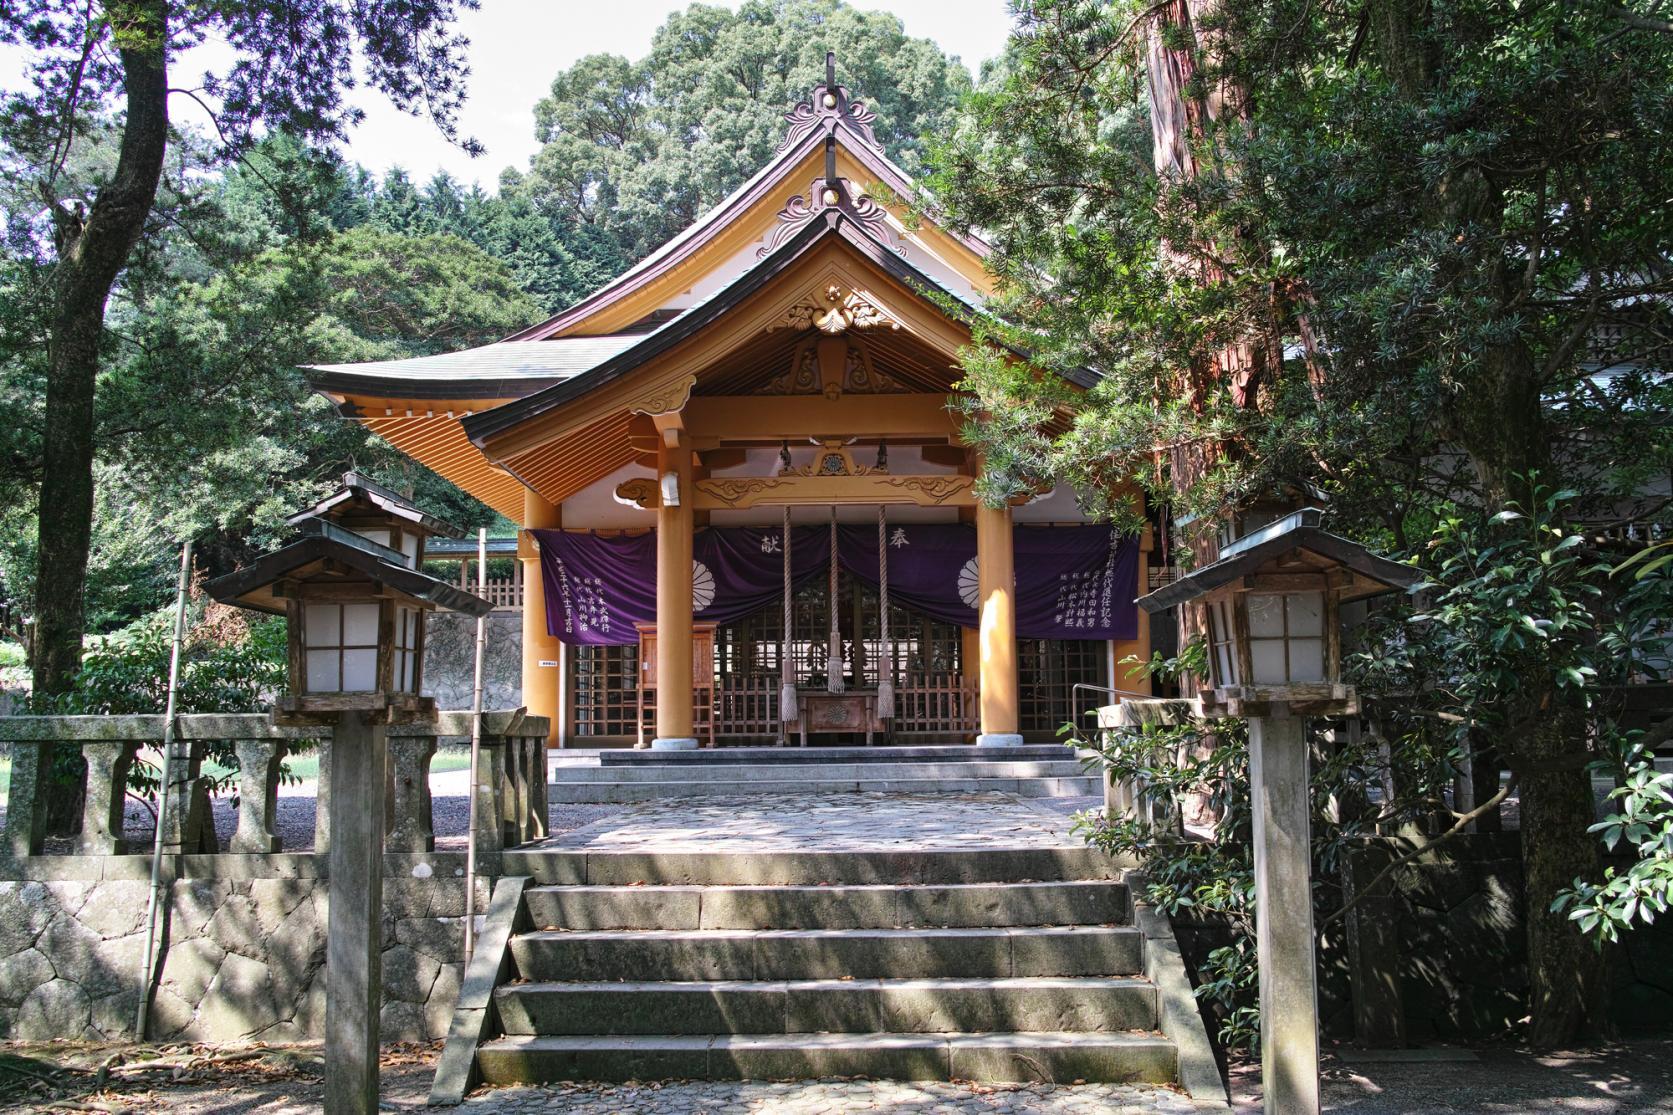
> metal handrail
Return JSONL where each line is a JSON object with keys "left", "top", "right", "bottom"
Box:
{"left": 1072, "top": 681, "right": 1160, "bottom": 703}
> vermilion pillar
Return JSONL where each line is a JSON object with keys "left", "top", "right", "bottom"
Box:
{"left": 975, "top": 501, "right": 1023, "bottom": 746}
{"left": 653, "top": 429, "right": 697, "bottom": 749}
{"left": 520, "top": 490, "right": 563, "bottom": 747}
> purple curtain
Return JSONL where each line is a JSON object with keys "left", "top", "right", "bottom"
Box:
{"left": 535, "top": 529, "right": 657, "bottom": 646}
{"left": 694, "top": 524, "right": 831, "bottom": 626}
{"left": 836, "top": 522, "right": 1139, "bottom": 640}
{"left": 536, "top": 522, "right": 1138, "bottom": 646}
{"left": 535, "top": 525, "right": 828, "bottom": 646}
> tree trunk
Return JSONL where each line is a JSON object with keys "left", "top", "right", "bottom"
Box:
{"left": 1143, "top": 0, "right": 1274, "bottom": 665}
{"left": 1459, "top": 346, "right": 1610, "bottom": 1045}
{"left": 32, "top": 1, "right": 169, "bottom": 830}
{"left": 1520, "top": 712, "right": 1611, "bottom": 1047}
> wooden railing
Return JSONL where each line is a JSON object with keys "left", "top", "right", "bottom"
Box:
{"left": 447, "top": 561, "right": 524, "bottom": 610}
{"left": 715, "top": 675, "right": 781, "bottom": 741}
{"left": 711, "top": 673, "right": 977, "bottom": 742}
{"left": 891, "top": 672, "right": 978, "bottom": 738}
{"left": 0, "top": 710, "right": 550, "bottom": 859}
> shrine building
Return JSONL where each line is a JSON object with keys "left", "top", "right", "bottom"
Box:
{"left": 305, "top": 59, "right": 1152, "bottom": 750}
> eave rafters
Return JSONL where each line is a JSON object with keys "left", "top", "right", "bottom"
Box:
{"left": 348, "top": 400, "right": 525, "bottom": 520}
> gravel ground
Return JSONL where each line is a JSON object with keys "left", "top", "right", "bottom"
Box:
{"left": 0, "top": 795, "right": 624, "bottom": 854}
{"left": 6, "top": 1040, "right": 1673, "bottom": 1113}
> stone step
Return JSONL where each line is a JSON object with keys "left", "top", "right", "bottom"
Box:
{"left": 554, "top": 759, "right": 1090, "bottom": 782}
{"left": 547, "top": 775, "right": 1102, "bottom": 802}
{"left": 475, "top": 1031, "right": 1177, "bottom": 1085}
{"left": 595, "top": 745, "right": 1075, "bottom": 766}
{"left": 500, "top": 847, "right": 1128, "bottom": 886}
{"left": 508, "top": 925, "right": 1145, "bottom": 982}
{"left": 524, "top": 879, "right": 1130, "bottom": 931}
{"left": 495, "top": 976, "right": 1158, "bottom": 1036}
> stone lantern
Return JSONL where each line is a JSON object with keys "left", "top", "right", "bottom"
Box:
{"left": 212, "top": 473, "right": 481, "bottom": 724}
{"left": 1137, "top": 507, "right": 1416, "bottom": 1115}
{"left": 1145, "top": 508, "right": 1416, "bottom": 715}
{"left": 207, "top": 474, "right": 490, "bottom": 1115}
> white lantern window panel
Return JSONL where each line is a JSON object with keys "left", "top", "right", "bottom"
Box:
{"left": 395, "top": 605, "right": 422, "bottom": 693}
{"left": 1206, "top": 597, "right": 1240, "bottom": 688}
{"left": 303, "top": 602, "right": 382, "bottom": 693}
{"left": 1246, "top": 592, "right": 1328, "bottom": 685}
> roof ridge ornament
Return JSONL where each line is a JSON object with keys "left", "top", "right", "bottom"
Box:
{"left": 776, "top": 50, "right": 883, "bottom": 156}
{"left": 756, "top": 172, "right": 898, "bottom": 259}
{"left": 771, "top": 284, "right": 901, "bottom": 334}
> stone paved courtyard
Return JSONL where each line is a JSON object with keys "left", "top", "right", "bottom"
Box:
{"left": 540, "top": 790, "right": 1098, "bottom": 853}
{"left": 8, "top": 1040, "right": 1673, "bottom": 1112}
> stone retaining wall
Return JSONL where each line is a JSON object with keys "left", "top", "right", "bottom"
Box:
{"left": 0, "top": 854, "right": 486, "bottom": 1043}
{"left": 423, "top": 613, "right": 522, "bottom": 712}
{"left": 1170, "top": 834, "right": 1673, "bottom": 1048}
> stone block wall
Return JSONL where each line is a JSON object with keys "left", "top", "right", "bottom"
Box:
{"left": 1323, "top": 835, "right": 1672, "bottom": 1040}
{"left": 1170, "top": 834, "right": 1673, "bottom": 1049}
{"left": 0, "top": 855, "right": 486, "bottom": 1043}
{"left": 423, "top": 612, "right": 522, "bottom": 713}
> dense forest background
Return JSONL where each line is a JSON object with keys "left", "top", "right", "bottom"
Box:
{"left": 0, "top": 0, "right": 973, "bottom": 635}
{"left": 3, "top": 0, "right": 1672, "bottom": 1058}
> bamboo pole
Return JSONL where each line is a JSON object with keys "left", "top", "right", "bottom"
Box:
{"left": 135, "top": 539, "right": 192, "bottom": 1037}
{"left": 463, "top": 528, "right": 488, "bottom": 959}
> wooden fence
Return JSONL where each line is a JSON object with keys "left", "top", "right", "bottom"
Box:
{"left": 893, "top": 672, "right": 978, "bottom": 737}
{"left": 710, "top": 672, "right": 977, "bottom": 742}
{"left": 446, "top": 561, "right": 524, "bottom": 610}
{"left": 0, "top": 710, "right": 549, "bottom": 859}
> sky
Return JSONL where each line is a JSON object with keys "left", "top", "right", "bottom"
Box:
{"left": 284, "top": 1, "right": 1016, "bottom": 193}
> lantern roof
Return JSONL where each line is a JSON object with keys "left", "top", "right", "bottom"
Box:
{"left": 285, "top": 471, "right": 463, "bottom": 539}
{"left": 205, "top": 525, "right": 493, "bottom": 618}
{"left": 1137, "top": 508, "right": 1419, "bottom": 613}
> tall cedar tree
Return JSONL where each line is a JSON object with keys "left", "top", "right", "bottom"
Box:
{"left": 2, "top": 0, "right": 477, "bottom": 700}
{"left": 932, "top": 0, "right": 1673, "bottom": 1046}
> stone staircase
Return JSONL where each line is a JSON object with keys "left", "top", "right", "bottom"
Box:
{"left": 548, "top": 744, "right": 1101, "bottom": 803}
{"left": 466, "top": 846, "right": 1195, "bottom": 1088}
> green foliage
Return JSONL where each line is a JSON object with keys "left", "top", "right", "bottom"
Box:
{"left": 1554, "top": 731, "right": 1673, "bottom": 944}
{"left": 1352, "top": 484, "right": 1673, "bottom": 946}
{"left": 1076, "top": 633, "right": 1480, "bottom": 1051}
{"left": 1550, "top": 534, "right": 1673, "bottom": 944}
{"left": 930, "top": 0, "right": 1673, "bottom": 535}
{"left": 25, "top": 601, "right": 294, "bottom": 801}
{"left": 28, "top": 609, "right": 283, "bottom": 717}
{"left": 0, "top": 143, "right": 535, "bottom": 628}
{"left": 519, "top": 0, "right": 973, "bottom": 273}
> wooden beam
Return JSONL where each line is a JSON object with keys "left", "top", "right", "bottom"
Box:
{"left": 652, "top": 409, "right": 685, "bottom": 447}
{"left": 616, "top": 472, "right": 976, "bottom": 510}
{"left": 817, "top": 335, "right": 847, "bottom": 399}
{"left": 685, "top": 394, "right": 959, "bottom": 443}
{"left": 697, "top": 472, "right": 974, "bottom": 509}
{"left": 700, "top": 447, "right": 749, "bottom": 470}
{"left": 920, "top": 443, "right": 970, "bottom": 471}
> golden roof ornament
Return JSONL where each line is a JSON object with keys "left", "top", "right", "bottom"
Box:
{"left": 776, "top": 51, "right": 883, "bottom": 156}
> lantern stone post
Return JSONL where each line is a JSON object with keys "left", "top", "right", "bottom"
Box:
{"left": 1247, "top": 706, "right": 1319, "bottom": 1112}
{"left": 207, "top": 473, "right": 491, "bottom": 1115}
{"left": 325, "top": 709, "right": 387, "bottom": 1113}
{"left": 1136, "top": 508, "right": 1417, "bottom": 1115}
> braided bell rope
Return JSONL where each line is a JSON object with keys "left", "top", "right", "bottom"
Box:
{"left": 876, "top": 505, "right": 895, "bottom": 720}
{"left": 827, "top": 505, "right": 844, "bottom": 693}
{"left": 779, "top": 506, "right": 797, "bottom": 723}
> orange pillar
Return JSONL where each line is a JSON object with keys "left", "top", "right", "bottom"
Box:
{"left": 653, "top": 430, "right": 697, "bottom": 749}
{"left": 975, "top": 501, "right": 1023, "bottom": 746}
{"left": 520, "top": 490, "right": 563, "bottom": 747}
{"left": 1109, "top": 521, "right": 1155, "bottom": 698}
